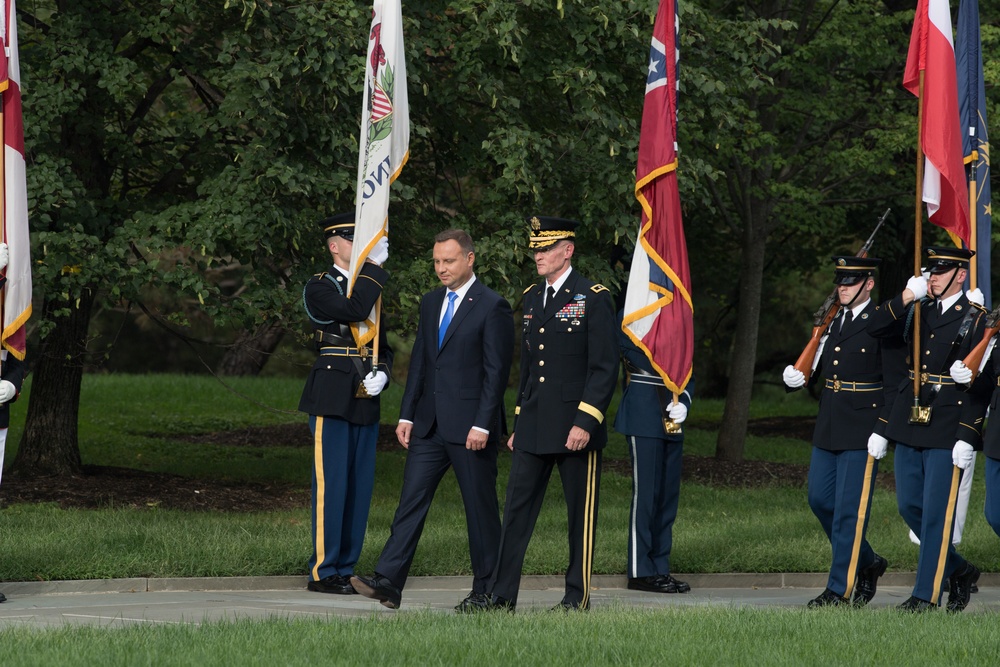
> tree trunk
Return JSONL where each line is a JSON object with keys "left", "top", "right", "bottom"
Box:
{"left": 10, "top": 289, "right": 96, "bottom": 477}
{"left": 215, "top": 321, "right": 286, "bottom": 376}
{"left": 715, "top": 223, "right": 767, "bottom": 462}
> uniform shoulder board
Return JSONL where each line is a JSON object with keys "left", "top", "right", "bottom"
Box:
{"left": 523, "top": 283, "right": 537, "bottom": 295}
{"left": 313, "top": 272, "right": 328, "bottom": 279}
{"left": 590, "top": 284, "right": 609, "bottom": 294}
{"left": 971, "top": 302, "right": 988, "bottom": 314}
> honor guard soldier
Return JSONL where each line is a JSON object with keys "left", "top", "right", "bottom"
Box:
{"left": 867, "top": 246, "right": 987, "bottom": 612}
{"left": 476, "top": 216, "right": 618, "bottom": 612}
{"left": 782, "top": 256, "right": 888, "bottom": 607}
{"left": 0, "top": 242, "right": 24, "bottom": 604}
{"left": 615, "top": 311, "right": 692, "bottom": 595}
{"left": 299, "top": 212, "right": 391, "bottom": 595}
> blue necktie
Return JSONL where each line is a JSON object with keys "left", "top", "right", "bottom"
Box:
{"left": 439, "top": 291, "right": 458, "bottom": 349}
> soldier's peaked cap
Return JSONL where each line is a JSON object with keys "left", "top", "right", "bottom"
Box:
{"left": 527, "top": 216, "right": 580, "bottom": 249}
{"left": 831, "top": 256, "right": 880, "bottom": 285}
{"left": 320, "top": 212, "right": 355, "bottom": 241}
{"left": 924, "top": 246, "right": 973, "bottom": 274}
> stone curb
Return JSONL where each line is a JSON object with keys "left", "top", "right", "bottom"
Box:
{"left": 3, "top": 573, "right": 998, "bottom": 597}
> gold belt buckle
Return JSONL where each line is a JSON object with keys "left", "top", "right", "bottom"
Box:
{"left": 920, "top": 372, "right": 929, "bottom": 384}
{"left": 832, "top": 380, "right": 842, "bottom": 392}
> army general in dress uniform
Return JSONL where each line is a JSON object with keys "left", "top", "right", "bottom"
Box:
{"left": 866, "top": 246, "right": 986, "bottom": 612}
{"left": 782, "top": 256, "right": 888, "bottom": 608}
{"left": 299, "top": 213, "right": 391, "bottom": 595}
{"left": 478, "top": 216, "right": 618, "bottom": 612}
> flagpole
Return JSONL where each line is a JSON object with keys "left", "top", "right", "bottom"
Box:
{"left": 969, "top": 163, "right": 978, "bottom": 289}
{"left": 912, "top": 70, "right": 925, "bottom": 406}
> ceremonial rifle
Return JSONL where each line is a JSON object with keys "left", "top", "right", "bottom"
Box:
{"left": 791, "top": 208, "right": 890, "bottom": 380}
{"left": 960, "top": 304, "right": 1000, "bottom": 383}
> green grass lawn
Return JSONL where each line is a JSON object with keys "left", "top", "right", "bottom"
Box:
{"left": 1, "top": 375, "right": 999, "bottom": 582}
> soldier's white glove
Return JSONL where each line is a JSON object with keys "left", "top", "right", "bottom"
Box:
{"left": 362, "top": 370, "right": 388, "bottom": 397}
{"left": 967, "top": 288, "right": 985, "bottom": 307}
{"left": 867, "top": 433, "right": 888, "bottom": 460}
{"left": 0, "top": 243, "right": 8, "bottom": 271}
{"left": 782, "top": 365, "right": 805, "bottom": 389}
{"left": 0, "top": 380, "right": 15, "bottom": 404}
{"left": 906, "top": 275, "right": 928, "bottom": 301}
{"left": 953, "top": 440, "right": 975, "bottom": 470}
{"left": 667, "top": 402, "right": 688, "bottom": 424}
{"left": 368, "top": 238, "right": 389, "bottom": 266}
{"left": 950, "top": 360, "right": 974, "bottom": 386}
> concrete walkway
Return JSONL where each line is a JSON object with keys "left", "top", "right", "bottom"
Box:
{"left": 1, "top": 573, "right": 998, "bottom": 628}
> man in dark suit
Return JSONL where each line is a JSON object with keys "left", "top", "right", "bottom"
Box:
{"left": 782, "top": 256, "right": 888, "bottom": 607}
{"left": 352, "top": 229, "right": 514, "bottom": 610}
{"left": 299, "top": 213, "right": 390, "bottom": 595}
{"left": 615, "top": 311, "right": 692, "bottom": 596}
{"left": 0, "top": 241, "right": 25, "bottom": 604}
{"left": 472, "top": 216, "right": 617, "bottom": 612}
{"left": 867, "top": 246, "right": 987, "bottom": 612}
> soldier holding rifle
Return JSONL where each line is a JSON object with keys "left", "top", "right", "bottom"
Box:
{"left": 782, "top": 255, "right": 888, "bottom": 608}
{"left": 867, "top": 246, "right": 987, "bottom": 612}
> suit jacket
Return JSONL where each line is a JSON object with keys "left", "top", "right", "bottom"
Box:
{"left": 513, "top": 270, "right": 618, "bottom": 455}
{"left": 399, "top": 279, "right": 514, "bottom": 444}
{"left": 0, "top": 351, "right": 25, "bottom": 429}
{"left": 867, "top": 292, "right": 989, "bottom": 449}
{"left": 298, "top": 262, "right": 392, "bottom": 424}
{"left": 809, "top": 301, "right": 884, "bottom": 451}
{"left": 614, "top": 313, "right": 692, "bottom": 442}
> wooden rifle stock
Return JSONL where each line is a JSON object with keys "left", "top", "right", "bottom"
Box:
{"left": 961, "top": 305, "right": 1000, "bottom": 381}
{"left": 790, "top": 208, "right": 889, "bottom": 381}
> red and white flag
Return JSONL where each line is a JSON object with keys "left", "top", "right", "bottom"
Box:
{"left": 622, "top": 0, "right": 693, "bottom": 395}
{"left": 0, "top": 0, "right": 31, "bottom": 360}
{"left": 903, "top": 0, "right": 970, "bottom": 246}
{"left": 348, "top": 0, "right": 409, "bottom": 346}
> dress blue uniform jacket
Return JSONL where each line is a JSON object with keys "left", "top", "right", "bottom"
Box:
{"left": 298, "top": 262, "right": 392, "bottom": 422}
{"left": 867, "top": 292, "right": 988, "bottom": 449}
{"left": 0, "top": 351, "right": 24, "bottom": 429}
{"left": 400, "top": 280, "right": 513, "bottom": 444}
{"left": 809, "top": 301, "right": 884, "bottom": 451}
{"left": 613, "top": 324, "right": 691, "bottom": 440}
{"left": 513, "top": 271, "right": 617, "bottom": 454}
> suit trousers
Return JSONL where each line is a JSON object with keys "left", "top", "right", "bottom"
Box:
{"left": 626, "top": 435, "right": 682, "bottom": 579}
{"left": 806, "top": 447, "right": 878, "bottom": 598}
{"left": 375, "top": 430, "right": 501, "bottom": 593}
{"left": 985, "top": 455, "right": 1000, "bottom": 539}
{"left": 490, "top": 447, "right": 601, "bottom": 608}
{"left": 894, "top": 444, "right": 968, "bottom": 604}
{"left": 309, "top": 415, "right": 377, "bottom": 581}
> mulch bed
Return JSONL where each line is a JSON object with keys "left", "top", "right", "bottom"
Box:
{"left": 0, "top": 417, "right": 894, "bottom": 511}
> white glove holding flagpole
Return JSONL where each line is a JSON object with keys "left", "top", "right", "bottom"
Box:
{"left": 952, "top": 440, "right": 975, "bottom": 470}
{"left": 368, "top": 238, "right": 389, "bottom": 266}
{"left": 362, "top": 370, "right": 388, "bottom": 397}
{"left": 667, "top": 402, "right": 688, "bottom": 424}
{"left": 966, "top": 288, "right": 985, "bottom": 307}
{"left": 867, "top": 433, "right": 888, "bottom": 460}
{"left": 0, "top": 243, "right": 8, "bottom": 271}
{"left": 0, "top": 380, "right": 15, "bottom": 404}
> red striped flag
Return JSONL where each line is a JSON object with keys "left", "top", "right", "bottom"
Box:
{"left": 0, "top": 0, "right": 31, "bottom": 360}
{"left": 622, "top": 0, "right": 693, "bottom": 395}
{"left": 904, "top": 0, "right": 970, "bottom": 246}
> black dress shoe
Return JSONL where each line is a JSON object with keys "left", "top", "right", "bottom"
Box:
{"left": 897, "top": 596, "right": 936, "bottom": 612}
{"left": 807, "top": 588, "right": 848, "bottom": 608}
{"left": 627, "top": 574, "right": 691, "bottom": 594}
{"left": 306, "top": 575, "right": 356, "bottom": 595}
{"left": 853, "top": 554, "right": 887, "bottom": 606}
{"left": 551, "top": 600, "right": 587, "bottom": 611}
{"left": 455, "top": 591, "right": 489, "bottom": 613}
{"left": 0, "top": 591, "right": 6, "bottom": 603}
{"left": 351, "top": 574, "right": 402, "bottom": 609}
{"left": 946, "top": 562, "right": 981, "bottom": 612}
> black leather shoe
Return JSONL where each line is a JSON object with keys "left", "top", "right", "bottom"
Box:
{"left": 897, "top": 596, "right": 935, "bottom": 612}
{"left": 551, "top": 600, "right": 588, "bottom": 611}
{"left": 853, "top": 554, "right": 887, "bottom": 606}
{"left": 306, "top": 575, "right": 356, "bottom": 595}
{"left": 351, "top": 574, "right": 402, "bottom": 609}
{"left": 946, "top": 562, "right": 981, "bottom": 612}
{"left": 627, "top": 574, "right": 691, "bottom": 594}
{"left": 0, "top": 591, "right": 6, "bottom": 603}
{"left": 807, "top": 588, "right": 848, "bottom": 608}
{"left": 455, "top": 591, "right": 489, "bottom": 613}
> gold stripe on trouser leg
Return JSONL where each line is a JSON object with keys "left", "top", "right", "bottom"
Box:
{"left": 843, "top": 454, "right": 877, "bottom": 600}
{"left": 581, "top": 450, "right": 598, "bottom": 609}
{"left": 311, "top": 416, "right": 326, "bottom": 581}
{"left": 929, "top": 466, "right": 962, "bottom": 605}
